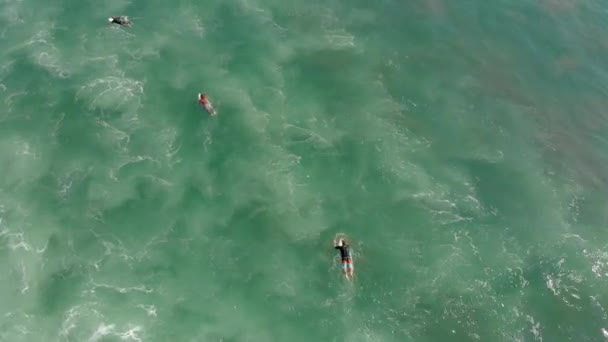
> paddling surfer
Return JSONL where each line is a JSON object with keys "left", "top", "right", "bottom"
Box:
{"left": 334, "top": 236, "right": 354, "bottom": 281}
{"left": 108, "top": 16, "right": 133, "bottom": 27}
{"left": 198, "top": 93, "right": 217, "bottom": 116}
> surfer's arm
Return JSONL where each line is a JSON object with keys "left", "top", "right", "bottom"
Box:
{"left": 334, "top": 237, "right": 346, "bottom": 247}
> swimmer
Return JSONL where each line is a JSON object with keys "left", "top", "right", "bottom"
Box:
{"left": 108, "top": 16, "right": 133, "bottom": 27}
{"left": 334, "top": 236, "right": 354, "bottom": 281}
{"left": 198, "top": 93, "right": 217, "bottom": 116}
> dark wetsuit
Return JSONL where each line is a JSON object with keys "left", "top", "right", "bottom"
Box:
{"left": 110, "top": 17, "right": 131, "bottom": 26}
{"left": 335, "top": 244, "right": 353, "bottom": 270}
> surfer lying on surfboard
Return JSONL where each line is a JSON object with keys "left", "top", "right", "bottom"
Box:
{"left": 334, "top": 236, "right": 354, "bottom": 281}
{"left": 198, "top": 93, "right": 217, "bottom": 116}
{"left": 108, "top": 16, "right": 133, "bottom": 27}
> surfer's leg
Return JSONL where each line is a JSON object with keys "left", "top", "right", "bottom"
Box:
{"left": 345, "top": 260, "right": 354, "bottom": 280}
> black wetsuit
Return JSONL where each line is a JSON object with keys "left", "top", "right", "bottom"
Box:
{"left": 335, "top": 244, "right": 352, "bottom": 261}
{"left": 111, "top": 17, "right": 130, "bottom": 26}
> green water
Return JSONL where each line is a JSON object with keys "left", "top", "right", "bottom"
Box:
{"left": 2, "top": 0, "right": 608, "bottom": 341}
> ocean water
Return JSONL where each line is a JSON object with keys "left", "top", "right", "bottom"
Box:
{"left": 2, "top": 0, "right": 608, "bottom": 341}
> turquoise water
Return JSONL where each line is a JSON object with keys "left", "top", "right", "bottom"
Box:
{"left": 2, "top": 0, "right": 608, "bottom": 341}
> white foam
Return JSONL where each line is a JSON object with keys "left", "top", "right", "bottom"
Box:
{"left": 584, "top": 248, "right": 608, "bottom": 278}
{"left": 77, "top": 76, "right": 144, "bottom": 113}
{"left": 87, "top": 323, "right": 116, "bottom": 342}
{"left": 23, "top": 27, "right": 73, "bottom": 78}
{"left": 19, "top": 260, "right": 28, "bottom": 293}
{"left": 589, "top": 296, "right": 608, "bottom": 321}
{"left": 108, "top": 155, "right": 160, "bottom": 181}
{"left": 136, "top": 304, "right": 157, "bottom": 317}
{"left": 89, "top": 281, "right": 153, "bottom": 295}
{"left": 142, "top": 175, "right": 173, "bottom": 187}
{"left": 8, "top": 232, "right": 32, "bottom": 252}
{"left": 526, "top": 315, "right": 543, "bottom": 341}
{"left": 545, "top": 275, "right": 559, "bottom": 296}
{"left": 119, "top": 325, "right": 143, "bottom": 341}
{"left": 4, "top": 90, "right": 28, "bottom": 108}
{"left": 59, "top": 306, "right": 81, "bottom": 338}
{"left": 324, "top": 29, "right": 355, "bottom": 49}
{"left": 95, "top": 118, "right": 131, "bottom": 151}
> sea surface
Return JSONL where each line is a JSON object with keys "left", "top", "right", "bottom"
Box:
{"left": 2, "top": 0, "right": 608, "bottom": 341}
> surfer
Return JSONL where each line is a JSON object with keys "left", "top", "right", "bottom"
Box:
{"left": 108, "top": 16, "right": 133, "bottom": 27}
{"left": 334, "top": 236, "right": 354, "bottom": 281}
{"left": 198, "top": 93, "right": 217, "bottom": 116}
